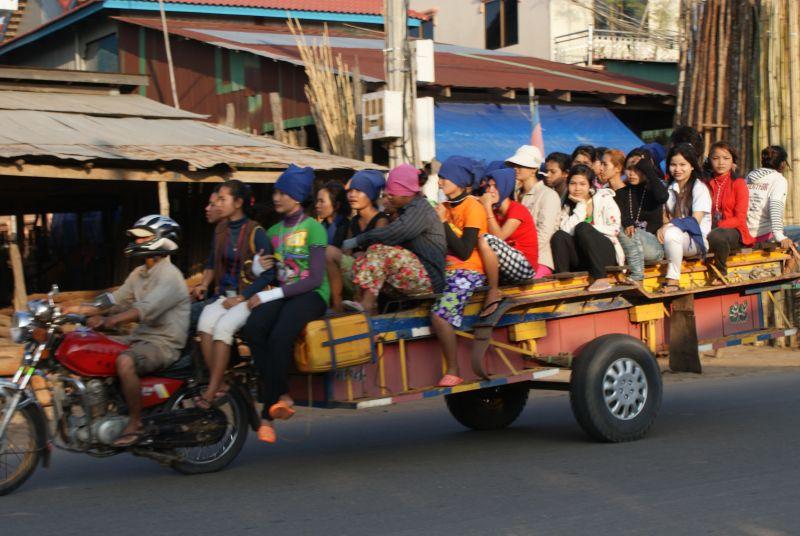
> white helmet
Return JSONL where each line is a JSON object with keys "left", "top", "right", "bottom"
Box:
{"left": 124, "top": 215, "right": 181, "bottom": 257}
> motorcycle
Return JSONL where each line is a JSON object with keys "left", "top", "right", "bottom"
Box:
{"left": 0, "top": 286, "right": 260, "bottom": 495}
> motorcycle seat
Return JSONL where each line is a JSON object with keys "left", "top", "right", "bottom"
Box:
{"left": 156, "top": 351, "right": 195, "bottom": 379}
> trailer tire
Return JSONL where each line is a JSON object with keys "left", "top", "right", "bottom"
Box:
{"left": 445, "top": 384, "right": 528, "bottom": 431}
{"left": 570, "top": 334, "right": 662, "bottom": 442}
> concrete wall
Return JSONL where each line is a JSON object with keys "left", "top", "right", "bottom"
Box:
{"left": 410, "top": 0, "right": 552, "bottom": 58}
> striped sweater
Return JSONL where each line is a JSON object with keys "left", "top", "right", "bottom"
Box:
{"left": 354, "top": 195, "right": 447, "bottom": 293}
{"left": 745, "top": 168, "right": 787, "bottom": 242}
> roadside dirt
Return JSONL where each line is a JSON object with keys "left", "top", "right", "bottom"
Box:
{"left": 659, "top": 344, "right": 800, "bottom": 383}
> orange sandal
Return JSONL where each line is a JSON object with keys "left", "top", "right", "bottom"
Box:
{"left": 437, "top": 374, "right": 464, "bottom": 387}
{"left": 268, "top": 400, "right": 296, "bottom": 420}
{"left": 257, "top": 424, "right": 276, "bottom": 444}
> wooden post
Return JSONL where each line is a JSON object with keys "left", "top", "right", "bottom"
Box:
{"left": 158, "top": 182, "right": 170, "bottom": 216}
{"left": 269, "top": 92, "right": 285, "bottom": 143}
{"left": 669, "top": 295, "right": 702, "bottom": 373}
{"left": 353, "top": 62, "right": 365, "bottom": 161}
{"left": 5, "top": 216, "right": 27, "bottom": 312}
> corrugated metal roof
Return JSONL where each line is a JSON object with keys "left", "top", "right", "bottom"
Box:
{"left": 0, "top": 97, "right": 379, "bottom": 171}
{"left": 0, "top": 91, "right": 203, "bottom": 119}
{"left": 128, "top": 0, "right": 427, "bottom": 18}
{"left": 118, "top": 17, "right": 674, "bottom": 97}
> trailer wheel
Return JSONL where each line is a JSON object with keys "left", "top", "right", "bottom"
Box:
{"left": 570, "top": 334, "right": 662, "bottom": 442}
{"left": 445, "top": 384, "right": 528, "bottom": 431}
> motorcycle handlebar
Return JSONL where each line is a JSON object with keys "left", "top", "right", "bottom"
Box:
{"left": 62, "top": 313, "right": 87, "bottom": 325}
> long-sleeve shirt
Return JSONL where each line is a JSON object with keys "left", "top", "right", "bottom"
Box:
{"left": 707, "top": 173, "right": 754, "bottom": 246}
{"left": 354, "top": 195, "right": 447, "bottom": 293}
{"left": 615, "top": 177, "right": 669, "bottom": 235}
{"left": 206, "top": 217, "right": 274, "bottom": 298}
{"left": 518, "top": 181, "right": 560, "bottom": 270}
{"left": 112, "top": 257, "right": 190, "bottom": 363}
{"left": 746, "top": 167, "right": 788, "bottom": 242}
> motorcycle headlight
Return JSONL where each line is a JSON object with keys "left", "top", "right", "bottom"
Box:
{"left": 27, "top": 299, "right": 52, "bottom": 322}
{"left": 10, "top": 311, "right": 33, "bottom": 344}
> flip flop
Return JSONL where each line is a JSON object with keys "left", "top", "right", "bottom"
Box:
{"left": 112, "top": 430, "right": 145, "bottom": 448}
{"left": 478, "top": 299, "right": 503, "bottom": 318}
{"left": 437, "top": 374, "right": 464, "bottom": 387}
{"left": 268, "top": 400, "right": 296, "bottom": 420}
{"left": 342, "top": 300, "right": 365, "bottom": 312}
{"left": 587, "top": 280, "right": 612, "bottom": 292}
{"left": 257, "top": 424, "right": 276, "bottom": 444}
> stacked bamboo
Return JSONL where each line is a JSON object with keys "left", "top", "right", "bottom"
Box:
{"left": 288, "top": 19, "right": 358, "bottom": 159}
{"left": 677, "top": 0, "right": 800, "bottom": 224}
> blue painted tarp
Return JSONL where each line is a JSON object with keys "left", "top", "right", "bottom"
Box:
{"left": 434, "top": 102, "right": 644, "bottom": 163}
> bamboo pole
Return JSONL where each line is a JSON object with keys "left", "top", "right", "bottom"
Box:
{"left": 786, "top": 0, "right": 800, "bottom": 225}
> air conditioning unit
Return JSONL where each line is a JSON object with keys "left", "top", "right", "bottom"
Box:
{"left": 415, "top": 96, "right": 435, "bottom": 163}
{"left": 362, "top": 91, "right": 403, "bottom": 140}
{"left": 413, "top": 39, "right": 435, "bottom": 84}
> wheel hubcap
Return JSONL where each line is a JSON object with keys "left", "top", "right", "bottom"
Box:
{"left": 603, "top": 358, "right": 648, "bottom": 420}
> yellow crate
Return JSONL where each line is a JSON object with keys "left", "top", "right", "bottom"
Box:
{"left": 629, "top": 304, "right": 665, "bottom": 323}
{"left": 294, "top": 313, "right": 374, "bottom": 373}
{"left": 508, "top": 320, "right": 547, "bottom": 342}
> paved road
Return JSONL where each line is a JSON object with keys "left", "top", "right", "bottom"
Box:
{"left": 2, "top": 371, "right": 800, "bottom": 536}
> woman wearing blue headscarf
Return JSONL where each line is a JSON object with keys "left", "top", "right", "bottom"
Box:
{"left": 327, "top": 170, "right": 390, "bottom": 311}
{"left": 477, "top": 167, "right": 538, "bottom": 317}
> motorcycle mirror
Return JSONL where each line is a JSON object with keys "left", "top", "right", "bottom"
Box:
{"left": 91, "top": 292, "right": 116, "bottom": 310}
{"left": 48, "top": 284, "right": 60, "bottom": 307}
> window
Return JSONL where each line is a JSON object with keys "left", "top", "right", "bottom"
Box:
{"left": 485, "top": 0, "right": 518, "bottom": 50}
{"left": 84, "top": 34, "right": 119, "bottom": 73}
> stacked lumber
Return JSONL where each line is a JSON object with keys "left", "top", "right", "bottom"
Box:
{"left": 677, "top": 0, "right": 800, "bottom": 224}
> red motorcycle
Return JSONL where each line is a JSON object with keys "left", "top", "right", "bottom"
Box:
{"left": 0, "top": 286, "right": 258, "bottom": 495}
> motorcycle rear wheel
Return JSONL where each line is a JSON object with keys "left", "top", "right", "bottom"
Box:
{"left": 0, "top": 396, "right": 42, "bottom": 496}
{"left": 169, "top": 386, "right": 249, "bottom": 475}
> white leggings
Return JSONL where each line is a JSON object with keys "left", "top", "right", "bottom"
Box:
{"left": 663, "top": 224, "right": 705, "bottom": 280}
{"left": 197, "top": 298, "right": 251, "bottom": 345}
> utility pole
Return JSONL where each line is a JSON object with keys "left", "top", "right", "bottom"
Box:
{"left": 384, "top": 0, "right": 417, "bottom": 167}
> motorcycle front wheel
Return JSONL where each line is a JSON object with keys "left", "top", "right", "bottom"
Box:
{"left": 0, "top": 393, "right": 42, "bottom": 495}
{"left": 168, "top": 385, "right": 249, "bottom": 475}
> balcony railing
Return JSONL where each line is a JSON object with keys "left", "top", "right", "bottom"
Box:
{"left": 554, "top": 27, "right": 679, "bottom": 65}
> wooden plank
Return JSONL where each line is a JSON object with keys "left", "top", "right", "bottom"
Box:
{"left": 269, "top": 92, "right": 285, "bottom": 144}
{"left": 669, "top": 294, "right": 702, "bottom": 373}
{"left": 0, "top": 163, "right": 282, "bottom": 183}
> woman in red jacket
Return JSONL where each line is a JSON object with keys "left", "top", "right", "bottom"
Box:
{"left": 706, "top": 141, "right": 754, "bottom": 281}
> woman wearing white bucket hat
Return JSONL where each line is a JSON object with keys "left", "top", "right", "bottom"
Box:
{"left": 506, "top": 145, "right": 560, "bottom": 278}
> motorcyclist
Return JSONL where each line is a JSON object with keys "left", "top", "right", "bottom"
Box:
{"left": 66, "top": 215, "right": 190, "bottom": 447}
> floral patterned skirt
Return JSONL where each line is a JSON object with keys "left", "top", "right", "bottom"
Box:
{"left": 352, "top": 244, "right": 433, "bottom": 297}
{"left": 431, "top": 269, "right": 486, "bottom": 328}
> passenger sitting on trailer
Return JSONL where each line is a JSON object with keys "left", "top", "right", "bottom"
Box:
{"left": 195, "top": 180, "right": 275, "bottom": 409}
{"left": 327, "top": 170, "right": 389, "bottom": 311}
{"left": 746, "top": 145, "right": 794, "bottom": 251}
{"left": 243, "top": 165, "right": 329, "bottom": 445}
{"left": 543, "top": 151, "right": 570, "bottom": 201}
{"left": 510, "top": 145, "right": 560, "bottom": 279}
{"left": 705, "top": 142, "right": 754, "bottom": 283}
{"left": 598, "top": 149, "right": 626, "bottom": 191}
{"left": 477, "top": 166, "right": 537, "bottom": 310}
{"left": 340, "top": 164, "right": 446, "bottom": 314}
{"left": 428, "top": 156, "right": 494, "bottom": 387}
{"left": 615, "top": 155, "right": 668, "bottom": 282}
{"left": 315, "top": 181, "right": 350, "bottom": 249}
{"left": 550, "top": 165, "right": 625, "bottom": 292}
{"left": 656, "top": 143, "right": 712, "bottom": 293}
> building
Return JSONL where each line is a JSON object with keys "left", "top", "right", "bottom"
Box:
{"left": 0, "top": 66, "right": 377, "bottom": 301}
{"left": 410, "top": 0, "right": 679, "bottom": 84}
{"left": 0, "top": 1, "right": 675, "bottom": 166}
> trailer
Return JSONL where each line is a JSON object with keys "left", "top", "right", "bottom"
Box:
{"left": 282, "top": 245, "right": 798, "bottom": 442}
